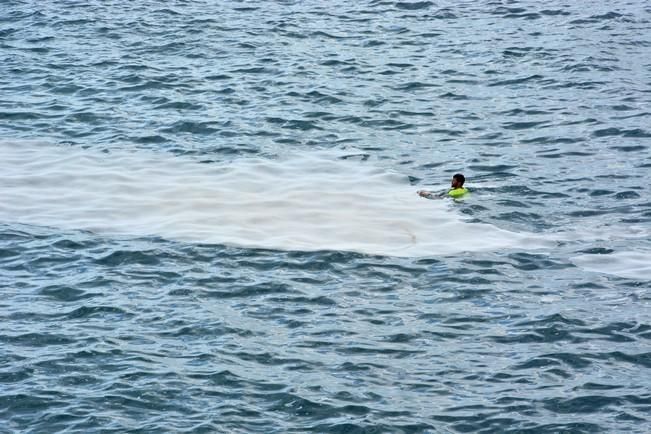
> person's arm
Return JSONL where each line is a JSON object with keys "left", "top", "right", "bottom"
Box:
{"left": 417, "top": 190, "right": 445, "bottom": 199}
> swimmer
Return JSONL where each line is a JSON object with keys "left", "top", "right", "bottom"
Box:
{"left": 418, "top": 173, "right": 468, "bottom": 199}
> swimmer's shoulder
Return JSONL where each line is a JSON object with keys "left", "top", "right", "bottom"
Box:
{"left": 448, "top": 187, "right": 468, "bottom": 198}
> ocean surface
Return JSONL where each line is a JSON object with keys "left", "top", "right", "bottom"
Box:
{"left": 1, "top": 1, "right": 650, "bottom": 432}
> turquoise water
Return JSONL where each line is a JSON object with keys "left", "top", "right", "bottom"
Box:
{"left": 1, "top": 1, "right": 650, "bottom": 432}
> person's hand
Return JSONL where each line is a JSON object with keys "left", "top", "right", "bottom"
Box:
{"left": 417, "top": 190, "right": 430, "bottom": 197}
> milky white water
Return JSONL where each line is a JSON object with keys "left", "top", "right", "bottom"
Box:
{"left": 571, "top": 251, "right": 651, "bottom": 280}
{"left": 0, "top": 142, "right": 544, "bottom": 257}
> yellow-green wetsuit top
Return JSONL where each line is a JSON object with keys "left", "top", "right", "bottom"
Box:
{"left": 448, "top": 187, "right": 468, "bottom": 198}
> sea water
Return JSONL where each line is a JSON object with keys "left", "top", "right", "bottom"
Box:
{"left": 1, "top": 1, "right": 650, "bottom": 432}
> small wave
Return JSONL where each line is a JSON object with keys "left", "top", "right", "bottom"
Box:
{"left": 394, "top": 1, "right": 433, "bottom": 11}
{"left": 540, "top": 9, "right": 571, "bottom": 16}
{"left": 393, "top": 81, "right": 437, "bottom": 91}
{"left": 488, "top": 74, "right": 544, "bottom": 87}
{"left": 501, "top": 120, "right": 548, "bottom": 130}
{"left": 593, "top": 128, "right": 651, "bottom": 138}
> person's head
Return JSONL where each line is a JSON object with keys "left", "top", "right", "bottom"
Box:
{"left": 451, "top": 173, "right": 465, "bottom": 189}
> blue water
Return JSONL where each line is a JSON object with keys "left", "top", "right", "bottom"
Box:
{"left": 1, "top": 1, "right": 651, "bottom": 432}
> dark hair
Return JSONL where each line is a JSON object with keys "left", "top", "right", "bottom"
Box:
{"left": 453, "top": 173, "right": 465, "bottom": 186}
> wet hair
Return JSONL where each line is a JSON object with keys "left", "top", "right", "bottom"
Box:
{"left": 453, "top": 173, "right": 465, "bottom": 186}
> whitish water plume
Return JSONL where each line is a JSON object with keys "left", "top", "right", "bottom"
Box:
{"left": 572, "top": 251, "right": 651, "bottom": 280}
{"left": 0, "top": 141, "right": 540, "bottom": 257}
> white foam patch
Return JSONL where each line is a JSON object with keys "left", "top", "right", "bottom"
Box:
{"left": 0, "top": 141, "right": 541, "bottom": 257}
{"left": 572, "top": 251, "right": 651, "bottom": 280}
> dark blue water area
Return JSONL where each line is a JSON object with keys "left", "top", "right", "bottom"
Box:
{"left": 1, "top": 0, "right": 651, "bottom": 432}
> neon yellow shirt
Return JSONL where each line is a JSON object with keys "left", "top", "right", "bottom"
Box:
{"left": 448, "top": 187, "right": 468, "bottom": 198}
